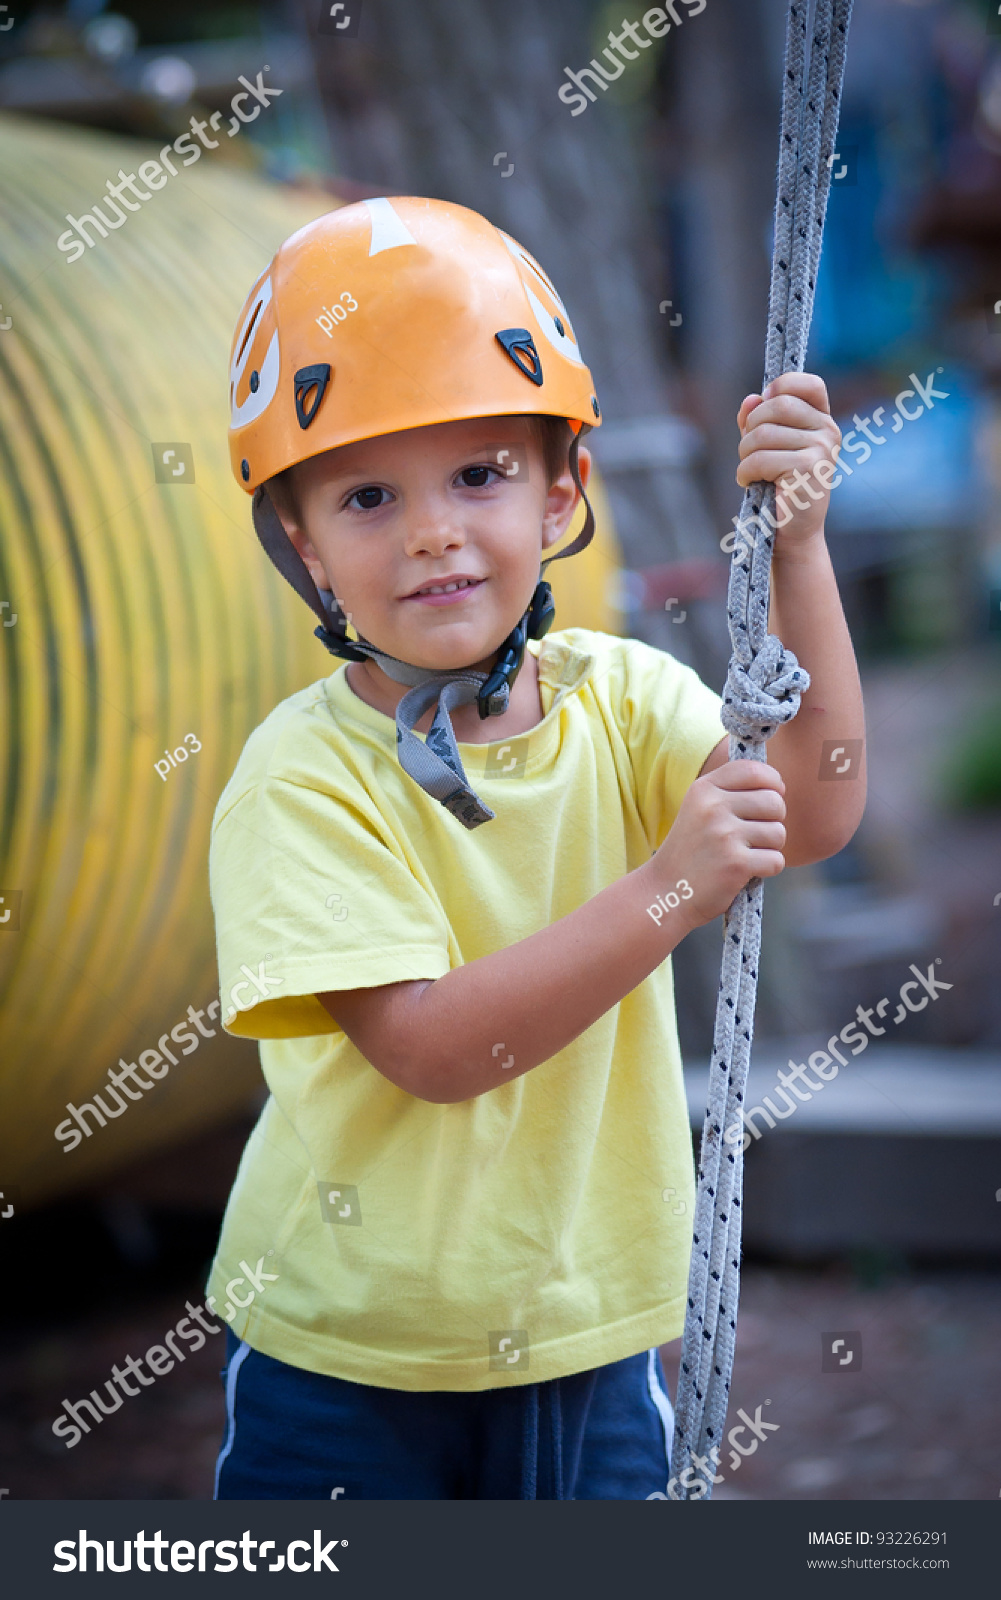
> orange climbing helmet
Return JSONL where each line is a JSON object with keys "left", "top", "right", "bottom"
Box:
{"left": 226, "top": 198, "right": 602, "bottom": 832}
{"left": 227, "top": 196, "right": 601, "bottom": 491}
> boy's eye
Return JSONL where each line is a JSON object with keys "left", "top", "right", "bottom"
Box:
{"left": 348, "top": 486, "right": 388, "bottom": 511}
{"left": 458, "top": 465, "right": 496, "bottom": 488}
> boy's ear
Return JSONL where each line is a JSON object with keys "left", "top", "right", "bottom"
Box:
{"left": 285, "top": 527, "right": 330, "bottom": 594}
{"left": 542, "top": 444, "right": 592, "bottom": 550}
{"left": 265, "top": 477, "right": 330, "bottom": 593}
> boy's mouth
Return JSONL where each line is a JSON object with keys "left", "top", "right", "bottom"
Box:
{"left": 402, "top": 576, "right": 485, "bottom": 605}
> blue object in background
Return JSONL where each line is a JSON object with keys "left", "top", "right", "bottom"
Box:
{"left": 826, "top": 369, "right": 985, "bottom": 533}
{"left": 810, "top": 120, "right": 946, "bottom": 373}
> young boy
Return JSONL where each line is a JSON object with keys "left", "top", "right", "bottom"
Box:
{"left": 207, "top": 198, "right": 864, "bottom": 1500}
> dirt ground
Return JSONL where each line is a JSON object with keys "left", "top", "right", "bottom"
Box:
{"left": 664, "top": 1262, "right": 1001, "bottom": 1501}
{"left": 1, "top": 1259, "right": 998, "bottom": 1501}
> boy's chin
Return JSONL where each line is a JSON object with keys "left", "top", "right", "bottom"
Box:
{"left": 362, "top": 636, "right": 502, "bottom": 681}
{"left": 405, "top": 646, "right": 503, "bottom": 676}
{"left": 375, "top": 628, "right": 516, "bottom": 678}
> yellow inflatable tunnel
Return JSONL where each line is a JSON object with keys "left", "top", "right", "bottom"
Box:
{"left": 0, "top": 114, "right": 624, "bottom": 1207}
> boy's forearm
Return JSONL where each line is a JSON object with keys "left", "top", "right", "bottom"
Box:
{"left": 767, "top": 530, "right": 866, "bottom": 862}
{"left": 391, "top": 861, "right": 692, "bottom": 1103}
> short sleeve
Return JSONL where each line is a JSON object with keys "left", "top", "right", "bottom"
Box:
{"left": 209, "top": 776, "right": 452, "bottom": 1039}
{"left": 609, "top": 639, "right": 726, "bottom": 852}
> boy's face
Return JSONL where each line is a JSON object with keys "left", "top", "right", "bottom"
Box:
{"left": 269, "top": 416, "right": 589, "bottom": 677}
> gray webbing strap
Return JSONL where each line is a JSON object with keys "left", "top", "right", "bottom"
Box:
{"left": 394, "top": 675, "right": 497, "bottom": 829}
{"left": 670, "top": 0, "right": 853, "bottom": 1499}
{"left": 252, "top": 485, "right": 333, "bottom": 628}
{"left": 251, "top": 425, "right": 596, "bottom": 828}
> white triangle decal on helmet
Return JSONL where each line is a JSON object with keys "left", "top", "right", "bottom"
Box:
{"left": 365, "top": 198, "right": 418, "bottom": 256}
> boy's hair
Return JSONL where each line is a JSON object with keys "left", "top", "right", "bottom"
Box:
{"left": 527, "top": 415, "right": 575, "bottom": 488}
{"left": 269, "top": 414, "right": 574, "bottom": 522}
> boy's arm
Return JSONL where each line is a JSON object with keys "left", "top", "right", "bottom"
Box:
{"left": 765, "top": 531, "right": 864, "bottom": 861}
{"left": 703, "top": 371, "right": 866, "bottom": 867}
{"left": 321, "top": 760, "right": 788, "bottom": 1103}
{"left": 699, "top": 531, "right": 864, "bottom": 865}
{"left": 322, "top": 865, "right": 684, "bottom": 1104}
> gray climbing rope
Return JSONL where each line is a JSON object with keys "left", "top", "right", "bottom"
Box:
{"left": 670, "top": 0, "right": 854, "bottom": 1499}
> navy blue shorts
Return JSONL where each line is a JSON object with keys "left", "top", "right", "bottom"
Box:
{"left": 214, "top": 1329, "right": 674, "bottom": 1500}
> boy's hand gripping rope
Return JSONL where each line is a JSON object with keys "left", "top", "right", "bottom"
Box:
{"left": 670, "top": 0, "right": 854, "bottom": 1499}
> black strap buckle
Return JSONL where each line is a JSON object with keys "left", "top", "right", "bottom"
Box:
{"left": 314, "top": 624, "right": 368, "bottom": 662}
{"left": 477, "top": 619, "right": 527, "bottom": 717}
{"left": 476, "top": 579, "right": 555, "bottom": 718}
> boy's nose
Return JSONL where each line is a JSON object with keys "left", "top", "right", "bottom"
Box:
{"left": 402, "top": 508, "right": 467, "bottom": 558}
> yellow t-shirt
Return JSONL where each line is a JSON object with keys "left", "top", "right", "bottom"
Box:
{"left": 206, "top": 627, "right": 724, "bottom": 1390}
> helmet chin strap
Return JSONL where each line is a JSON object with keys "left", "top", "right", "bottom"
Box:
{"left": 251, "top": 425, "right": 594, "bottom": 830}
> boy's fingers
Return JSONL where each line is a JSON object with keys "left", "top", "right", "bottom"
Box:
{"left": 727, "top": 789, "right": 787, "bottom": 820}
{"left": 736, "top": 448, "right": 834, "bottom": 487}
{"left": 708, "top": 759, "right": 785, "bottom": 793}
{"left": 736, "top": 393, "right": 764, "bottom": 432}
{"left": 741, "top": 393, "right": 832, "bottom": 431}
{"left": 737, "top": 422, "right": 830, "bottom": 459}
{"left": 741, "top": 820, "right": 787, "bottom": 850}
{"left": 765, "top": 371, "right": 831, "bottom": 413}
{"left": 744, "top": 849, "right": 786, "bottom": 881}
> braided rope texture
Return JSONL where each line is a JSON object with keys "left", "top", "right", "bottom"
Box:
{"left": 670, "top": 0, "right": 854, "bottom": 1499}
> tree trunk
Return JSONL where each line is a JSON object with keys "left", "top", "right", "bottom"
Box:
{"left": 666, "top": 0, "right": 785, "bottom": 525}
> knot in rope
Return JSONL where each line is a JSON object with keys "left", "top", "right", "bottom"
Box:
{"left": 720, "top": 635, "right": 811, "bottom": 747}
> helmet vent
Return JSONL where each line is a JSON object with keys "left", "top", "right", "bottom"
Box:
{"left": 294, "top": 364, "right": 332, "bottom": 429}
{"left": 235, "top": 296, "right": 263, "bottom": 365}
{"left": 518, "top": 251, "right": 559, "bottom": 299}
{"left": 495, "top": 328, "right": 543, "bottom": 387}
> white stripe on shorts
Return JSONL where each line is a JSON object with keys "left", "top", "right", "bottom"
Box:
{"left": 213, "top": 1339, "right": 253, "bottom": 1500}
{"left": 646, "top": 1348, "right": 674, "bottom": 1474}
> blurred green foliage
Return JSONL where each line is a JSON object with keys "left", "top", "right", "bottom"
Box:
{"left": 945, "top": 692, "right": 1001, "bottom": 811}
